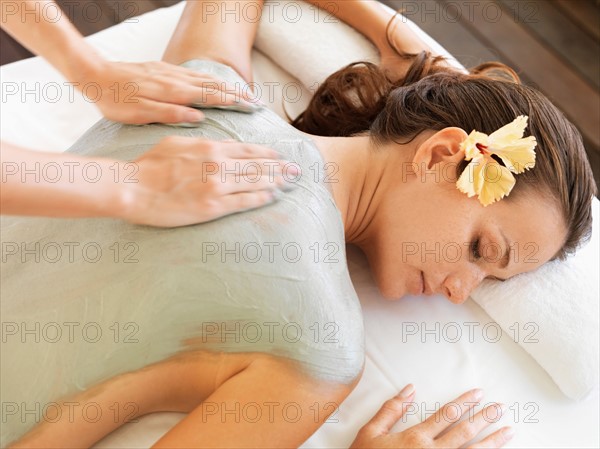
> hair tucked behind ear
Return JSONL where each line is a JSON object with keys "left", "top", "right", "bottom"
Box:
{"left": 291, "top": 49, "right": 597, "bottom": 261}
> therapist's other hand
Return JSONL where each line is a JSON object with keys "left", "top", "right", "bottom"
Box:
{"left": 78, "top": 60, "right": 254, "bottom": 125}
{"left": 118, "top": 137, "right": 293, "bottom": 227}
{"left": 350, "top": 386, "right": 514, "bottom": 449}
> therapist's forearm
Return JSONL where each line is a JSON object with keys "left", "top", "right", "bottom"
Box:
{"left": 304, "top": 0, "right": 434, "bottom": 54}
{"left": 0, "top": 142, "right": 127, "bottom": 219}
{"left": 0, "top": 0, "right": 103, "bottom": 82}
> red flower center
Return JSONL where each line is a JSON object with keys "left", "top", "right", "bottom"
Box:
{"left": 476, "top": 142, "right": 488, "bottom": 154}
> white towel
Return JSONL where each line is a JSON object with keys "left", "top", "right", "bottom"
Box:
{"left": 255, "top": 0, "right": 600, "bottom": 400}
{"left": 470, "top": 199, "right": 599, "bottom": 400}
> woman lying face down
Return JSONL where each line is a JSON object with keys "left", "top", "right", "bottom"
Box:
{"left": 3, "top": 1, "right": 597, "bottom": 449}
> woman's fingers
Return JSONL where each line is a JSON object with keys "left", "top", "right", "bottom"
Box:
{"left": 419, "top": 388, "right": 484, "bottom": 437}
{"left": 465, "top": 426, "right": 515, "bottom": 448}
{"left": 359, "top": 385, "right": 416, "bottom": 438}
{"left": 436, "top": 402, "right": 505, "bottom": 447}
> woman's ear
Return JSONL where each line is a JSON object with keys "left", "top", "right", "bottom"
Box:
{"left": 412, "top": 127, "right": 468, "bottom": 170}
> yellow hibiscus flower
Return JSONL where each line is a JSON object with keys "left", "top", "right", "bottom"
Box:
{"left": 456, "top": 115, "right": 537, "bottom": 207}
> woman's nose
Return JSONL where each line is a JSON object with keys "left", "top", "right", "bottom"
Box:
{"left": 442, "top": 271, "right": 483, "bottom": 304}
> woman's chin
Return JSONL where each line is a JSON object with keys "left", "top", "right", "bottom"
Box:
{"left": 376, "top": 283, "right": 407, "bottom": 301}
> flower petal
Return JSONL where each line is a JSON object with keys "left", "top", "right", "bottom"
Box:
{"left": 460, "top": 131, "right": 489, "bottom": 160}
{"left": 476, "top": 158, "right": 516, "bottom": 206}
{"left": 491, "top": 136, "right": 537, "bottom": 174}
{"left": 456, "top": 156, "right": 482, "bottom": 197}
{"left": 488, "top": 115, "right": 529, "bottom": 146}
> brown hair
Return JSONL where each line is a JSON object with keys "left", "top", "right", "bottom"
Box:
{"left": 291, "top": 45, "right": 597, "bottom": 262}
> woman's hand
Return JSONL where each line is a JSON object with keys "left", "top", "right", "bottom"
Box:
{"left": 350, "top": 385, "right": 514, "bottom": 449}
{"left": 118, "top": 136, "right": 295, "bottom": 227}
{"left": 77, "top": 60, "right": 255, "bottom": 125}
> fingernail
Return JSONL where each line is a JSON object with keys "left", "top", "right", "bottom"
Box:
{"left": 473, "top": 388, "right": 484, "bottom": 400}
{"left": 185, "top": 110, "right": 204, "bottom": 122}
{"left": 503, "top": 427, "right": 515, "bottom": 440}
{"left": 398, "top": 384, "right": 415, "bottom": 398}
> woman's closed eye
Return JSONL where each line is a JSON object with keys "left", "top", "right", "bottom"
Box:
{"left": 470, "top": 237, "right": 482, "bottom": 260}
{"left": 471, "top": 237, "right": 507, "bottom": 282}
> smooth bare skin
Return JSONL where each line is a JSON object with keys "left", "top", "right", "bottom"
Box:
{"left": 10, "top": 352, "right": 355, "bottom": 449}
{"left": 7, "top": 1, "right": 566, "bottom": 448}
{"left": 1, "top": 139, "right": 289, "bottom": 227}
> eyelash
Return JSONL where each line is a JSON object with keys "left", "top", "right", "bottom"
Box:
{"left": 471, "top": 238, "right": 504, "bottom": 282}
{"left": 471, "top": 238, "right": 482, "bottom": 260}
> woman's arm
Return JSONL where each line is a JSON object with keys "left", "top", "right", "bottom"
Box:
{"left": 305, "top": 0, "right": 433, "bottom": 55}
{"left": 152, "top": 356, "right": 354, "bottom": 448}
{"left": 162, "top": 0, "right": 264, "bottom": 83}
{"left": 304, "top": 0, "right": 458, "bottom": 80}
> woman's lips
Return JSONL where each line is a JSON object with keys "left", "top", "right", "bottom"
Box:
{"left": 410, "top": 270, "right": 425, "bottom": 295}
{"left": 421, "top": 271, "right": 434, "bottom": 295}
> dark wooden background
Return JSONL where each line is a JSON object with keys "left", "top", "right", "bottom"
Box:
{"left": 1, "top": 0, "right": 598, "bottom": 191}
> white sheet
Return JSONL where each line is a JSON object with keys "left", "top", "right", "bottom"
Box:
{"left": 1, "top": 2, "right": 598, "bottom": 448}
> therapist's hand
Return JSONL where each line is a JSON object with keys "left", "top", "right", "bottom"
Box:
{"left": 78, "top": 60, "right": 255, "bottom": 125}
{"left": 350, "top": 386, "right": 514, "bottom": 449}
{"left": 118, "top": 137, "right": 294, "bottom": 227}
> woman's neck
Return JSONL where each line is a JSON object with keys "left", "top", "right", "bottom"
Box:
{"left": 306, "top": 133, "right": 398, "bottom": 247}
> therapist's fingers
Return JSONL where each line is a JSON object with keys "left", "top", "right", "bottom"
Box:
{"left": 218, "top": 170, "right": 292, "bottom": 196}
{"left": 177, "top": 75, "right": 256, "bottom": 103}
{"left": 219, "top": 142, "right": 280, "bottom": 160}
{"left": 435, "top": 402, "right": 505, "bottom": 447}
{"left": 216, "top": 190, "right": 277, "bottom": 218}
{"left": 199, "top": 157, "right": 295, "bottom": 195}
{"left": 155, "top": 63, "right": 255, "bottom": 101}
{"left": 156, "top": 137, "right": 294, "bottom": 197}
{"left": 128, "top": 98, "right": 206, "bottom": 125}
{"left": 465, "top": 427, "right": 515, "bottom": 448}
{"left": 136, "top": 74, "right": 252, "bottom": 108}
